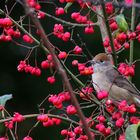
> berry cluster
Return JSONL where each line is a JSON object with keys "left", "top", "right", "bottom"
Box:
{"left": 118, "top": 100, "right": 136, "bottom": 113}
{"left": 103, "top": 18, "right": 140, "bottom": 53}
{"left": 71, "top": 12, "right": 94, "bottom": 34}
{"left": 27, "top": 0, "right": 41, "bottom": 10}
{"left": 41, "top": 54, "right": 55, "bottom": 69}
{"left": 77, "top": 63, "right": 93, "bottom": 75}
{"left": 37, "top": 115, "right": 61, "bottom": 127}
{"left": 61, "top": 126, "right": 94, "bottom": 140}
{"left": 0, "top": 18, "right": 21, "bottom": 42}
{"left": 95, "top": 124, "right": 111, "bottom": 136}
{"left": 48, "top": 92, "right": 71, "bottom": 109}
{"left": 53, "top": 24, "right": 71, "bottom": 41}
{"left": 5, "top": 112, "right": 24, "bottom": 129}
{"left": 118, "top": 63, "right": 135, "bottom": 77}
{"left": 17, "top": 61, "right": 41, "bottom": 77}
{"left": 79, "top": 87, "right": 93, "bottom": 99}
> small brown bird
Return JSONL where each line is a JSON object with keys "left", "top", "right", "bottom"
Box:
{"left": 91, "top": 53, "right": 140, "bottom": 106}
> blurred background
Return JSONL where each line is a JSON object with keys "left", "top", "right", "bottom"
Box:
{"left": 0, "top": 0, "right": 140, "bottom": 139}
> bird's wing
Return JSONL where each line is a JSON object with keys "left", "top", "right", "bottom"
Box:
{"left": 106, "top": 67, "right": 140, "bottom": 96}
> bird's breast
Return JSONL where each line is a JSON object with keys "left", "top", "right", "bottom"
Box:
{"left": 92, "top": 72, "right": 111, "bottom": 92}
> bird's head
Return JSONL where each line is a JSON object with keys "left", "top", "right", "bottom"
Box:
{"left": 91, "top": 53, "right": 113, "bottom": 72}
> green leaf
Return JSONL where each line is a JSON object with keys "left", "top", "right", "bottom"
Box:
{"left": 64, "top": 2, "right": 73, "bottom": 13}
{"left": 125, "top": 123, "right": 140, "bottom": 140}
{"left": 0, "top": 94, "right": 12, "bottom": 106}
{"left": 115, "top": 14, "right": 129, "bottom": 32}
{"left": 0, "top": 94, "right": 12, "bottom": 135}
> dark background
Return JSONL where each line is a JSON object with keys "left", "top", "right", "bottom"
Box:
{"left": 0, "top": 0, "right": 140, "bottom": 139}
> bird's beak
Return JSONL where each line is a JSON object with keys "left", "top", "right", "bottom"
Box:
{"left": 89, "top": 60, "right": 96, "bottom": 65}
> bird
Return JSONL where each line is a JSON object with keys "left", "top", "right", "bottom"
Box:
{"left": 91, "top": 53, "right": 140, "bottom": 106}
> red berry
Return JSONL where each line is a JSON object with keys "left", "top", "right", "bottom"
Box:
{"left": 84, "top": 26, "right": 94, "bottom": 34}
{"left": 3, "top": 18, "right": 13, "bottom": 27}
{"left": 34, "top": 68, "right": 41, "bottom": 76}
{"left": 37, "top": 114, "right": 48, "bottom": 122}
{"left": 105, "top": 2, "right": 114, "bottom": 14}
{"left": 105, "top": 127, "right": 111, "bottom": 135}
{"left": 52, "top": 118, "right": 61, "bottom": 125}
{"left": 66, "top": 105, "right": 77, "bottom": 115}
{"left": 41, "top": 60, "right": 50, "bottom": 69}
{"left": 97, "top": 91, "right": 108, "bottom": 100}
{"left": 62, "top": 32, "right": 70, "bottom": 41}
{"left": 59, "top": 0, "right": 65, "bottom": 3}
{"left": 43, "top": 118, "right": 54, "bottom": 127}
{"left": 13, "top": 112, "right": 24, "bottom": 122}
{"left": 97, "top": 115, "right": 106, "bottom": 123}
{"left": 23, "top": 34, "right": 33, "bottom": 43}
{"left": 118, "top": 134, "right": 125, "bottom": 140}
{"left": 72, "top": 60, "right": 78, "bottom": 66}
{"left": 58, "top": 51, "right": 67, "bottom": 59}
{"left": 47, "top": 76, "right": 56, "bottom": 84}
{"left": 116, "top": 118, "right": 124, "bottom": 127}
{"left": 73, "top": 46, "right": 82, "bottom": 54}
{"left": 14, "top": 30, "right": 21, "bottom": 38}
{"left": 23, "top": 136, "right": 33, "bottom": 140}
{"left": 124, "top": 42, "right": 130, "bottom": 49}
{"left": 37, "top": 11, "right": 46, "bottom": 19}
{"left": 112, "top": 112, "right": 122, "bottom": 120}
{"left": 35, "top": 3, "right": 41, "bottom": 10}
{"left": 71, "top": 12, "right": 80, "bottom": 19}
{"left": 0, "top": 137, "right": 8, "bottom": 140}
{"left": 55, "top": 7, "right": 65, "bottom": 16}
{"left": 61, "top": 129, "right": 68, "bottom": 136}
{"left": 74, "top": 126, "right": 83, "bottom": 134}
{"left": 110, "top": 22, "right": 118, "bottom": 31}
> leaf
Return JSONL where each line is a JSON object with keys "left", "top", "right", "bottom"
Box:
{"left": 64, "top": 2, "right": 73, "bottom": 13}
{"left": 125, "top": 123, "right": 140, "bottom": 140}
{"left": 0, "top": 94, "right": 12, "bottom": 106}
{"left": 0, "top": 94, "right": 12, "bottom": 135}
{"left": 115, "top": 14, "right": 128, "bottom": 32}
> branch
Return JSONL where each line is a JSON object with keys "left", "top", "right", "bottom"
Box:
{"left": 44, "top": 12, "right": 99, "bottom": 27}
{"left": 100, "top": 0, "right": 118, "bottom": 66}
{"left": 0, "top": 113, "right": 101, "bottom": 135}
{"left": 23, "top": 1, "right": 94, "bottom": 140}
{"left": 129, "top": 0, "right": 136, "bottom": 80}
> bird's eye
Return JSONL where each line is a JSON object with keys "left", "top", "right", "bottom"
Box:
{"left": 99, "top": 60, "right": 104, "bottom": 63}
